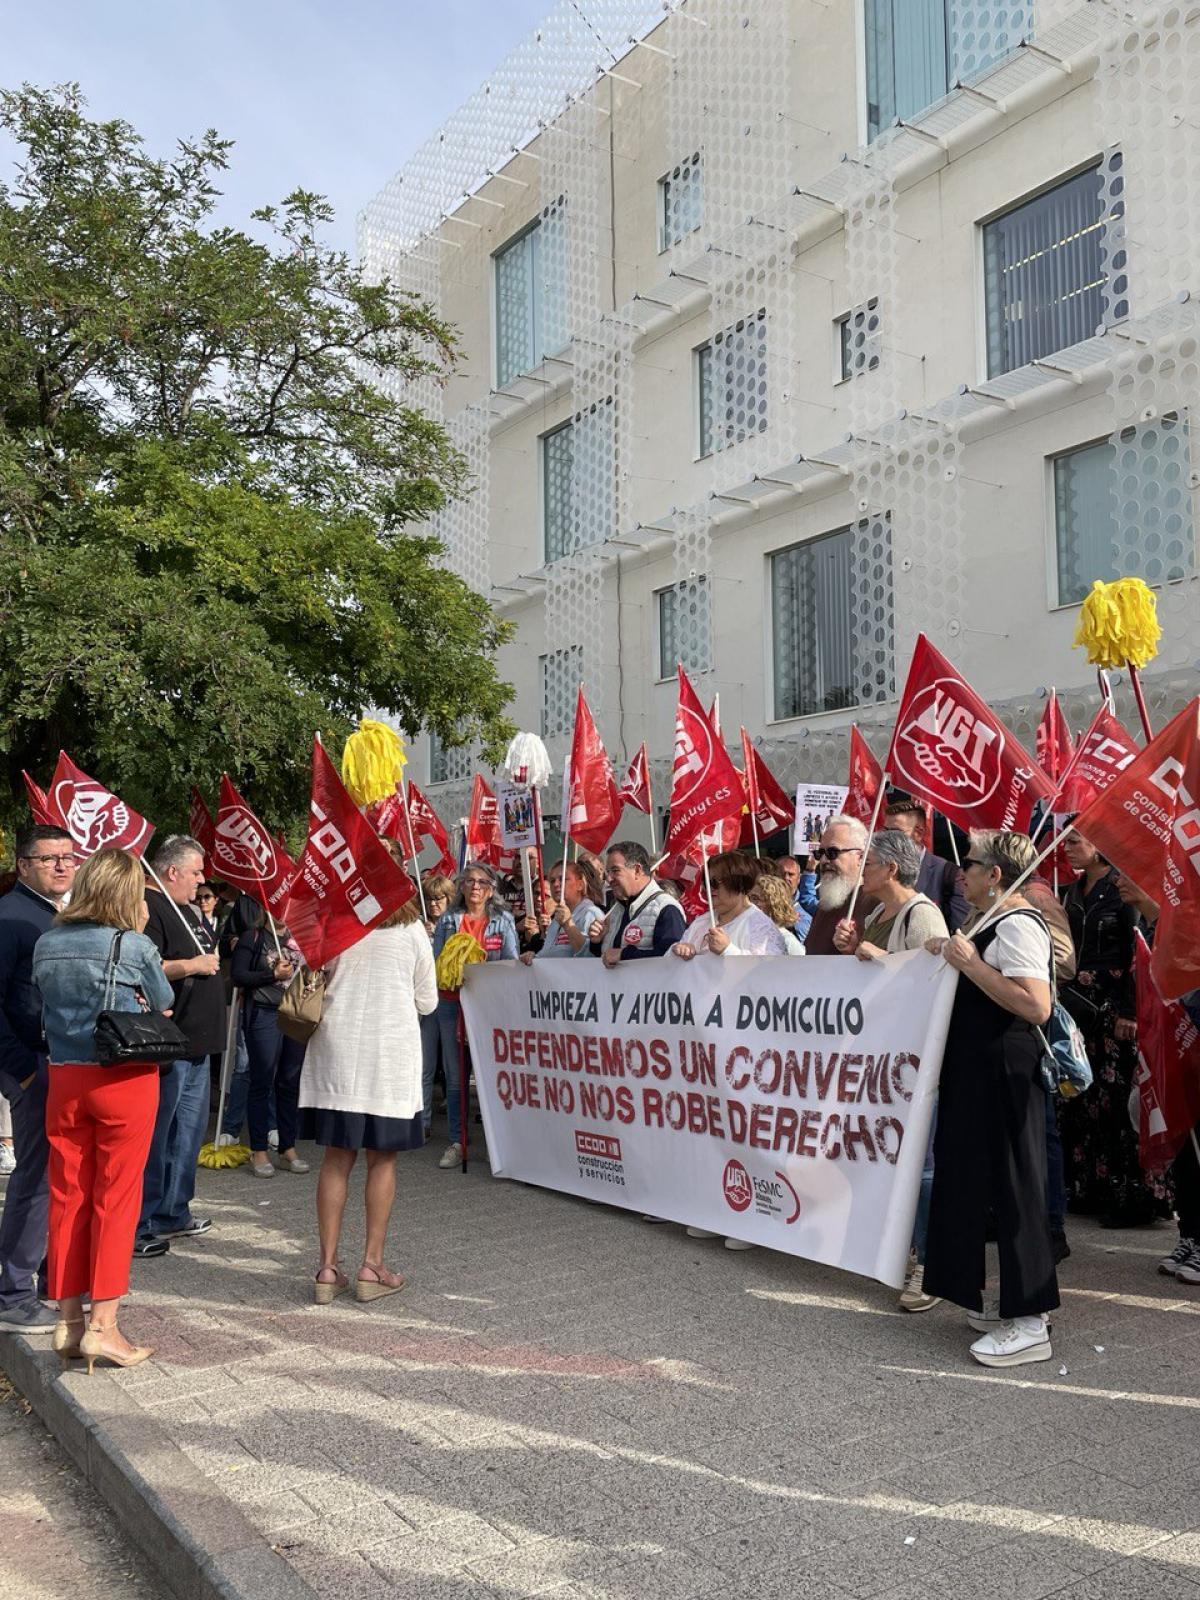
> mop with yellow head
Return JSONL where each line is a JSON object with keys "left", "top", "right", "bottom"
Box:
{"left": 1072, "top": 576, "right": 1161, "bottom": 741}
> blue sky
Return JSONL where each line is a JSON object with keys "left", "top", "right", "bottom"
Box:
{"left": 4, "top": 1, "right": 552, "bottom": 252}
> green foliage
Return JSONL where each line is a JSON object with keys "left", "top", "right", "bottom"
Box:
{"left": 0, "top": 84, "right": 512, "bottom": 836}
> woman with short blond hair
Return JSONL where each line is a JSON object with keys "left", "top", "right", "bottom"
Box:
{"left": 300, "top": 840, "right": 437, "bottom": 1304}
{"left": 33, "top": 848, "right": 175, "bottom": 1372}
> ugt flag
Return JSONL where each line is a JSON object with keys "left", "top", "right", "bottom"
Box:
{"left": 739, "top": 730, "right": 792, "bottom": 846}
{"left": 189, "top": 786, "right": 217, "bottom": 878}
{"left": 283, "top": 739, "right": 415, "bottom": 969}
{"left": 1072, "top": 699, "right": 1200, "bottom": 1001}
{"left": 845, "top": 726, "right": 884, "bottom": 827}
{"left": 1133, "top": 931, "right": 1200, "bottom": 1171}
{"left": 563, "top": 689, "right": 622, "bottom": 854}
{"left": 213, "top": 775, "right": 296, "bottom": 914}
{"left": 664, "top": 667, "right": 744, "bottom": 858}
{"left": 618, "top": 744, "right": 652, "bottom": 814}
{"left": 886, "top": 635, "right": 1052, "bottom": 833}
{"left": 49, "top": 752, "right": 154, "bottom": 857}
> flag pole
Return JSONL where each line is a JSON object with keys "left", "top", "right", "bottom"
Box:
{"left": 845, "top": 771, "right": 890, "bottom": 924}
{"left": 702, "top": 832, "right": 717, "bottom": 930}
{"left": 647, "top": 764, "right": 658, "bottom": 856}
{"left": 943, "top": 816, "right": 960, "bottom": 867}
{"left": 966, "top": 827, "right": 1069, "bottom": 943}
{"left": 558, "top": 779, "right": 572, "bottom": 906}
{"left": 399, "top": 784, "right": 427, "bottom": 920}
{"left": 213, "top": 990, "right": 242, "bottom": 1147}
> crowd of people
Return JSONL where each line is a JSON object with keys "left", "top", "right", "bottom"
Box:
{"left": 0, "top": 788, "right": 1196, "bottom": 1374}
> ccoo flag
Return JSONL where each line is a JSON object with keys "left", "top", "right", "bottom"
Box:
{"left": 1133, "top": 931, "right": 1200, "bottom": 1171}
{"left": 1056, "top": 706, "right": 1141, "bottom": 814}
{"left": 885, "top": 635, "right": 1052, "bottom": 833}
{"left": 664, "top": 667, "right": 745, "bottom": 859}
{"left": 283, "top": 739, "right": 415, "bottom": 969}
{"left": 213, "top": 775, "right": 296, "bottom": 914}
{"left": 1072, "top": 699, "right": 1200, "bottom": 1001}
{"left": 49, "top": 752, "right": 154, "bottom": 858}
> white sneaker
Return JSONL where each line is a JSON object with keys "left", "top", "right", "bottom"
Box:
{"left": 215, "top": 1132, "right": 236, "bottom": 1148}
{"left": 438, "top": 1143, "right": 463, "bottom": 1169}
{"left": 685, "top": 1227, "right": 719, "bottom": 1239}
{"left": 0, "top": 1143, "right": 15, "bottom": 1175}
{"left": 970, "top": 1315, "right": 1052, "bottom": 1368}
{"left": 250, "top": 1160, "right": 275, "bottom": 1179}
{"left": 1161, "top": 1236, "right": 1195, "bottom": 1275}
{"left": 723, "top": 1238, "right": 754, "bottom": 1251}
{"left": 899, "top": 1261, "right": 941, "bottom": 1313}
{"left": 267, "top": 1129, "right": 280, "bottom": 1150}
{"left": 966, "top": 1297, "right": 1002, "bottom": 1333}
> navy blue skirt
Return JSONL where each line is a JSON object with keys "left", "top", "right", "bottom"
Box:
{"left": 302, "top": 1107, "right": 425, "bottom": 1153}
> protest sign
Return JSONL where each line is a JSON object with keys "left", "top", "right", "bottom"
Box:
{"left": 463, "top": 951, "right": 957, "bottom": 1287}
{"left": 794, "top": 784, "right": 849, "bottom": 849}
{"left": 497, "top": 781, "right": 540, "bottom": 850}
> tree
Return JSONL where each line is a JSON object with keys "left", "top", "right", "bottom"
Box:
{"left": 0, "top": 84, "right": 513, "bottom": 836}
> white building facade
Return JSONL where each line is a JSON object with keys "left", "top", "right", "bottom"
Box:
{"left": 362, "top": 0, "right": 1200, "bottom": 838}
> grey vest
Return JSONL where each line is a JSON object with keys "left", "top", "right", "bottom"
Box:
{"left": 600, "top": 885, "right": 674, "bottom": 956}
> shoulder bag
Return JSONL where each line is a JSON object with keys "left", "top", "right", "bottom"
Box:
{"left": 1029, "top": 922, "right": 1093, "bottom": 1099}
{"left": 94, "top": 932, "right": 190, "bottom": 1066}
{"left": 277, "top": 967, "right": 326, "bottom": 1043}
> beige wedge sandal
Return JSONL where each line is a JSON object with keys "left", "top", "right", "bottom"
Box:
{"left": 355, "top": 1263, "right": 406, "bottom": 1303}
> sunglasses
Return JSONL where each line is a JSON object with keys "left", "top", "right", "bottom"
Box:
{"left": 963, "top": 858, "right": 987, "bottom": 870}
{"left": 812, "top": 846, "right": 863, "bottom": 862}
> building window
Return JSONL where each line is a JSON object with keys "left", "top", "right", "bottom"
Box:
{"left": 428, "top": 731, "right": 471, "bottom": 786}
{"left": 697, "top": 307, "right": 768, "bottom": 458}
{"left": 540, "top": 647, "right": 582, "bottom": 739}
{"left": 494, "top": 202, "right": 569, "bottom": 388}
{"left": 836, "top": 299, "right": 881, "bottom": 381}
{"left": 864, "top": 1, "right": 1031, "bottom": 141}
{"left": 429, "top": 730, "right": 448, "bottom": 786}
{"left": 659, "top": 152, "right": 703, "bottom": 252}
{"left": 1053, "top": 416, "right": 1193, "bottom": 606}
{"left": 983, "top": 164, "right": 1109, "bottom": 378}
{"left": 771, "top": 521, "right": 894, "bottom": 720}
{"left": 541, "top": 399, "right": 615, "bottom": 563}
{"left": 657, "top": 578, "right": 711, "bottom": 679}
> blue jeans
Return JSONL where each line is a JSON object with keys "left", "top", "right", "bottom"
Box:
{"left": 140, "top": 1056, "right": 210, "bottom": 1236}
{"left": 0, "top": 1060, "right": 49, "bottom": 1308}
{"left": 220, "top": 1021, "right": 276, "bottom": 1139}
{"left": 420, "top": 1011, "right": 441, "bottom": 1135}
{"left": 436, "top": 999, "right": 466, "bottom": 1143}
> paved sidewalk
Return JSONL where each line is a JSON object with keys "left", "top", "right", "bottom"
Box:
{"left": 22, "top": 1137, "right": 1200, "bottom": 1599}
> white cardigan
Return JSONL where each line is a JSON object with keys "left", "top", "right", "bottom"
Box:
{"left": 299, "top": 922, "right": 437, "bottom": 1120}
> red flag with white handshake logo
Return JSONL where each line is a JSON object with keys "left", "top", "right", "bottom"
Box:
{"left": 1133, "top": 931, "right": 1200, "bottom": 1170}
{"left": 664, "top": 667, "right": 745, "bottom": 859}
{"left": 49, "top": 752, "right": 154, "bottom": 858}
{"left": 1072, "top": 700, "right": 1200, "bottom": 1001}
{"left": 885, "top": 635, "right": 1052, "bottom": 833}
{"left": 283, "top": 740, "right": 415, "bottom": 969}
{"left": 563, "top": 689, "right": 623, "bottom": 853}
{"left": 618, "top": 743, "right": 652, "bottom": 814}
{"left": 739, "top": 730, "right": 792, "bottom": 845}
{"left": 407, "top": 782, "right": 456, "bottom": 876}
{"left": 213, "top": 775, "right": 296, "bottom": 914}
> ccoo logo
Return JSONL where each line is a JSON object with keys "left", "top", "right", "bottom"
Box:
{"left": 722, "top": 1158, "right": 753, "bottom": 1213}
{"left": 895, "top": 677, "right": 1003, "bottom": 808}
{"left": 214, "top": 806, "right": 278, "bottom": 883}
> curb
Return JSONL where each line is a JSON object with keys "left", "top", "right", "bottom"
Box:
{"left": 0, "top": 1331, "right": 316, "bottom": 1600}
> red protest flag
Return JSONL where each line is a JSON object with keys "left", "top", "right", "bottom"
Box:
{"left": 212, "top": 775, "right": 297, "bottom": 914}
{"left": 1072, "top": 700, "right": 1200, "bottom": 1001}
{"left": 845, "top": 726, "right": 884, "bottom": 827}
{"left": 886, "top": 635, "right": 1053, "bottom": 833}
{"left": 49, "top": 752, "right": 154, "bottom": 858}
{"left": 1036, "top": 691, "right": 1075, "bottom": 785}
{"left": 618, "top": 744, "right": 652, "bottom": 814}
{"left": 189, "top": 786, "right": 217, "bottom": 877}
{"left": 563, "top": 689, "right": 622, "bottom": 854}
{"left": 465, "top": 775, "right": 516, "bottom": 873}
{"left": 22, "top": 771, "right": 64, "bottom": 830}
{"left": 664, "top": 667, "right": 745, "bottom": 859}
{"left": 369, "top": 791, "right": 406, "bottom": 843}
{"left": 1133, "top": 931, "right": 1200, "bottom": 1170}
{"left": 282, "top": 739, "right": 416, "bottom": 968}
{"left": 1057, "top": 706, "right": 1141, "bottom": 814}
{"left": 739, "top": 730, "right": 792, "bottom": 846}
{"left": 408, "top": 781, "right": 456, "bottom": 875}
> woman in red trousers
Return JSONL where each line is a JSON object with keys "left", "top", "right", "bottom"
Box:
{"left": 32, "top": 848, "right": 175, "bottom": 1373}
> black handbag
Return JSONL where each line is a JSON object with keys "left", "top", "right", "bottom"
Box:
{"left": 94, "top": 931, "right": 189, "bottom": 1066}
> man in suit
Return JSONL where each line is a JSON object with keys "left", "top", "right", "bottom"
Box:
{"left": 883, "top": 791, "right": 970, "bottom": 933}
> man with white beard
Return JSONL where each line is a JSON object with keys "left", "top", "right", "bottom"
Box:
{"left": 801, "top": 814, "right": 874, "bottom": 954}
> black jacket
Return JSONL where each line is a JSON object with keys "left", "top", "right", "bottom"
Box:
{"left": 915, "top": 850, "right": 970, "bottom": 934}
{"left": 0, "top": 881, "right": 58, "bottom": 1099}
{"left": 1061, "top": 867, "right": 1136, "bottom": 1020}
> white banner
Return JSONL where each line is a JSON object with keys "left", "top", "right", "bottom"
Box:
{"left": 463, "top": 951, "right": 958, "bottom": 1288}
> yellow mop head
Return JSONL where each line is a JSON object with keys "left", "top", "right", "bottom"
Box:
{"left": 197, "top": 1141, "right": 251, "bottom": 1169}
{"left": 1073, "top": 577, "right": 1162, "bottom": 670}
{"left": 340, "top": 719, "right": 407, "bottom": 807}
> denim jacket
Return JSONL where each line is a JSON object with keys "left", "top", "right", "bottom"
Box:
{"left": 33, "top": 923, "right": 174, "bottom": 1065}
{"left": 431, "top": 909, "right": 520, "bottom": 965}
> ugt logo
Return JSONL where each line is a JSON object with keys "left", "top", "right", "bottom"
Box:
{"left": 672, "top": 706, "right": 713, "bottom": 808}
{"left": 896, "top": 677, "right": 1002, "bottom": 807}
{"left": 722, "top": 1158, "right": 753, "bottom": 1213}
{"left": 214, "top": 806, "right": 277, "bottom": 882}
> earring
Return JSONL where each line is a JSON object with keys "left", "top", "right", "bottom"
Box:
{"left": 988, "top": 887, "right": 997, "bottom": 899}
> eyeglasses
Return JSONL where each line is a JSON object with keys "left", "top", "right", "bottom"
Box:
{"left": 462, "top": 878, "right": 491, "bottom": 889}
{"left": 812, "top": 846, "right": 863, "bottom": 862}
{"left": 963, "top": 858, "right": 987, "bottom": 870}
{"left": 21, "top": 853, "right": 75, "bottom": 868}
